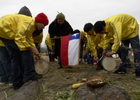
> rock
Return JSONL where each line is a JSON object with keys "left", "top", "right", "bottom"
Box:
{"left": 0, "top": 87, "right": 15, "bottom": 100}
{"left": 7, "top": 81, "right": 40, "bottom": 100}
{"left": 73, "top": 83, "right": 130, "bottom": 100}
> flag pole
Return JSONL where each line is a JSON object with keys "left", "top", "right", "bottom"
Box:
{"left": 51, "top": 37, "right": 61, "bottom": 39}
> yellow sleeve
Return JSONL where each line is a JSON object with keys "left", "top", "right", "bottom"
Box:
{"left": 80, "top": 30, "right": 87, "bottom": 35}
{"left": 110, "top": 22, "right": 122, "bottom": 53}
{"left": 85, "top": 35, "right": 98, "bottom": 57}
{"left": 98, "top": 34, "right": 110, "bottom": 50}
{"left": 90, "top": 35, "right": 98, "bottom": 57}
{"left": 0, "top": 40, "right": 5, "bottom": 47}
{"left": 90, "top": 43, "right": 97, "bottom": 57}
{"left": 85, "top": 35, "right": 90, "bottom": 53}
{"left": 45, "top": 33, "right": 54, "bottom": 50}
{"left": 14, "top": 20, "right": 36, "bottom": 51}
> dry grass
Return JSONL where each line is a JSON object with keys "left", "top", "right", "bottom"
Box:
{"left": 0, "top": 54, "right": 140, "bottom": 100}
{"left": 36, "top": 56, "right": 140, "bottom": 100}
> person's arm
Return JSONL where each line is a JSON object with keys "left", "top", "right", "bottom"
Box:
{"left": 14, "top": 20, "right": 36, "bottom": 51}
{"left": 45, "top": 33, "right": 53, "bottom": 50}
{"left": 66, "top": 21, "right": 73, "bottom": 35}
{"left": 110, "top": 22, "right": 122, "bottom": 53}
{"left": 98, "top": 34, "right": 109, "bottom": 50}
{"left": 48, "top": 22, "right": 57, "bottom": 38}
{"left": 28, "top": 47, "right": 40, "bottom": 59}
{"left": 105, "top": 22, "right": 122, "bottom": 56}
{"left": 15, "top": 28, "right": 40, "bottom": 59}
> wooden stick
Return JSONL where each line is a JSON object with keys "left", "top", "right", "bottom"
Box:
{"left": 98, "top": 55, "right": 105, "bottom": 61}
{"left": 51, "top": 37, "right": 61, "bottom": 39}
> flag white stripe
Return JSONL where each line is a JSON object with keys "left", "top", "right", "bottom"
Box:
{"left": 68, "top": 39, "right": 79, "bottom": 65}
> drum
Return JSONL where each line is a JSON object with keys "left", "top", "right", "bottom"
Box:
{"left": 101, "top": 57, "right": 116, "bottom": 71}
{"left": 35, "top": 58, "right": 49, "bottom": 74}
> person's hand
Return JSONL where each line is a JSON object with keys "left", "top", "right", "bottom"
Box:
{"left": 53, "top": 36, "right": 58, "bottom": 39}
{"left": 83, "top": 52, "right": 87, "bottom": 57}
{"left": 106, "top": 52, "right": 114, "bottom": 56}
{"left": 36, "top": 45, "right": 40, "bottom": 50}
{"left": 28, "top": 47, "right": 40, "bottom": 60}
{"left": 102, "top": 49, "right": 107, "bottom": 56}
{"left": 50, "top": 49, "right": 54, "bottom": 52}
{"left": 96, "top": 46, "right": 100, "bottom": 50}
{"left": 94, "top": 57, "right": 99, "bottom": 62}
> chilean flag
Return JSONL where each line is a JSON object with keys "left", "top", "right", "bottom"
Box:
{"left": 60, "top": 33, "right": 80, "bottom": 67}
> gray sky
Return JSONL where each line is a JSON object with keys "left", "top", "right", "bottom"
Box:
{"left": 0, "top": 0, "right": 140, "bottom": 47}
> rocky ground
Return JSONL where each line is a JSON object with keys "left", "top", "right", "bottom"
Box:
{"left": 0, "top": 53, "right": 140, "bottom": 100}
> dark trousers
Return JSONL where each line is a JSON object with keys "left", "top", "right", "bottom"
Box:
{"left": 117, "top": 35, "right": 140, "bottom": 73}
{"left": 80, "top": 41, "right": 85, "bottom": 61}
{"left": 0, "top": 38, "right": 36, "bottom": 86}
{"left": 0, "top": 46, "right": 12, "bottom": 83}
{"left": 47, "top": 46, "right": 55, "bottom": 62}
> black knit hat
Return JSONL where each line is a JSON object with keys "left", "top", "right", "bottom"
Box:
{"left": 83, "top": 23, "right": 94, "bottom": 32}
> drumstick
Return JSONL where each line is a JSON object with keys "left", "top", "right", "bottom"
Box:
{"left": 98, "top": 55, "right": 105, "bottom": 62}
{"left": 96, "top": 55, "right": 105, "bottom": 65}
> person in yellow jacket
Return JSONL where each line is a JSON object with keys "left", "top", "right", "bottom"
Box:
{"left": 0, "top": 28, "right": 43, "bottom": 86}
{"left": 79, "top": 30, "right": 87, "bottom": 63}
{"left": 0, "top": 13, "right": 49, "bottom": 89}
{"left": 83, "top": 23, "right": 105, "bottom": 69}
{"left": 18, "top": 6, "right": 43, "bottom": 53}
{"left": 72, "top": 30, "right": 87, "bottom": 63}
{"left": 32, "top": 29, "right": 43, "bottom": 52}
{"left": 84, "top": 32, "right": 103, "bottom": 59}
{"left": 45, "top": 33, "right": 55, "bottom": 62}
{"left": 0, "top": 41, "right": 12, "bottom": 85}
{"left": 93, "top": 14, "right": 140, "bottom": 79}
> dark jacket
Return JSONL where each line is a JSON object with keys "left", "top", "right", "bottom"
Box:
{"left": 48, "top": 19, "right": 73, "bottom": 56}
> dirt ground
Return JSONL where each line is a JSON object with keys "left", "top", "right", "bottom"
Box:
{"left": 0, "top": 53, "right": 140, "bottom": 100}
{"left": 34, "top": 54, "right": 140, "bottom": 100}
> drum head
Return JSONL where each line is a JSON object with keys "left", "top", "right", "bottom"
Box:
{"left": 102, "top": 57, "right": 116, "bottom": 71}
{"left": 35, "top": 59, "right": 49, "bottom": 74}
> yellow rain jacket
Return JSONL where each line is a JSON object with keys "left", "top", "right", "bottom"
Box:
{"left": 0, "top": 33, "right": 43, "bottom": 48}
{"left": 85, "top": 32, "right": 103, "bottom": 57}
{"left": 80, "top": 30, "right": 87, "bottom": 43}
{"left": 33, "top": 32, "right": 43, "bottom": 47}
{"left": 0, "top": 13, "right": 36, "bottom": 51}
{"left": 45, "top": 33, "right": 54, "bottom": 50}
{"left": 102, "top": 14, "right": 139, "bottom": 53}
{"left": 0, "top": 40, "right": 5, "bottom": 47}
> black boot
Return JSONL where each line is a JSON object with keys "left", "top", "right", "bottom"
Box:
{"left": 135, "top": 71, "right": 140, "bottom": 80}
{"left": 112, "top": 69, "right": 126, "bottom": 74}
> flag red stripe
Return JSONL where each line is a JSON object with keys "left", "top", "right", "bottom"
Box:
{"left": 60, "top": 35, "right": 70, "bottom": 66}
